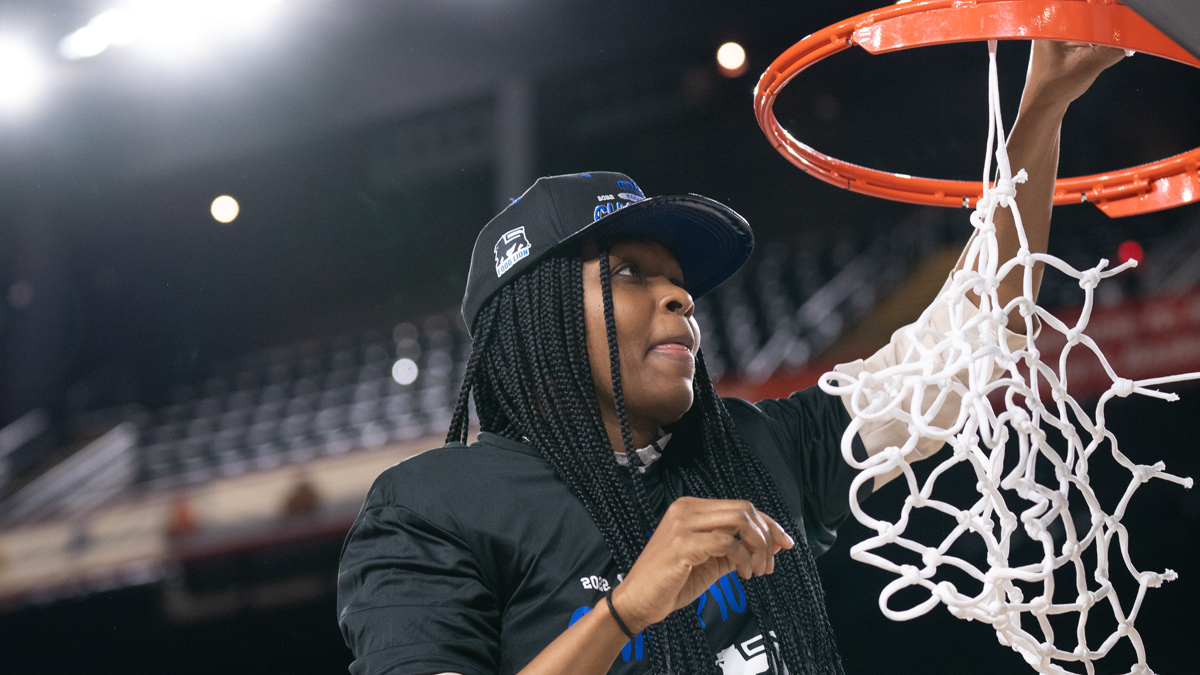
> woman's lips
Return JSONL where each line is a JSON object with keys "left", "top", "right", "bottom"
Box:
{"left": 650, "top": 343, "right": 694, "bottom": 364}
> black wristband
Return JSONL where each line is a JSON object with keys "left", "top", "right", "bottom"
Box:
{"left": 604, "top": 588, "right": 637, "bottom": 639}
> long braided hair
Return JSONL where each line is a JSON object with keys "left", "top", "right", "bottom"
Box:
{"left": 446, "top": 246, "right": 844, "bottom": 675}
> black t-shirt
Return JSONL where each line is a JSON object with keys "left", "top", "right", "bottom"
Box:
{"left": 337, "top": 387, "right": 869, "bottom": 675}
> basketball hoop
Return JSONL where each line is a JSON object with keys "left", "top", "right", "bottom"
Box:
{"left": 798, "top": 8, "right": 1200, "bottom": 671}
{"left": 754, "top": 0, "right": 1200, "bottom": 217}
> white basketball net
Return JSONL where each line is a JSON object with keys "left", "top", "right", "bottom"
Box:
{"left": 818, "top": 42, "right": 1199, "bottom": 675}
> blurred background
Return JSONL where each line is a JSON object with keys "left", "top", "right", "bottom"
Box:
{"left": 0, "top": 1, "right": 1197, "bottom": 673}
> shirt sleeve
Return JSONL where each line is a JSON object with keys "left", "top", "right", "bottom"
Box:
{"left": 831, "top": 274, "right": 1041, "bottom": 461}
{"left": 337, "top": 498, "right": 501, "bottom": 675}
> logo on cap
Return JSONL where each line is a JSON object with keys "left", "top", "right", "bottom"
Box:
{"left": 617, "top": 180, "right": 643, "bottom": 196}
{"left": 494, "top": 226, "right": 532, "bottom": 278}
{"left": 593, "top": 193, "right": 646, "bottom": 221}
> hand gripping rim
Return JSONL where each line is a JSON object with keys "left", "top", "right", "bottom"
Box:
{"left": 753, "top": 0, "right": 1200, "bottom": 218}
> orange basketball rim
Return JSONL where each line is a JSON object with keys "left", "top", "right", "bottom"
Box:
{"left": 754, "top": 0, "right": 1200, "bottom": 217}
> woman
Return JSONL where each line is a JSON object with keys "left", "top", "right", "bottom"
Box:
{"left": 338, "top": 42, "right": 1124, "bottom": 675}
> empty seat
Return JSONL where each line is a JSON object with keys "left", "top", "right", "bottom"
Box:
{"left": 313, "top": 406, "right": 347, "bottom": 432}
{"left": 279, "top": 413, "right": 311, "bottom": 440}
{"left": 187, "top": 417, "right": 215, "bottom": 438}
{"left": 324, "top": 369, "right": 356, "bottom": 391}
{"left": 354, "top": 381, "right": 385, "bottom": 402}
{"left": 318, "top": 386, "right": 352, "bottom": 410}
{"left": 292, "top": 377, "right": 320, "bottom": 398}
{"left": 252, "top": 401, "right": 284, "bottom": 424}
{"left": 247, "top": 421, "right": 279, "bottom": 446}
{"left": 350, "top": 400, "right": 381, "bottom": 425}
{"left": 227, "top": 390, "right": 256, "bottom": 411}
{"left": 219, "top": 408, "right": 251, "bottom": 431}
{"left": 385, "top": 394, "right": 413, "bottom": 418}
{"left": 285, "top": 395, "right": 315, "bottom": 417}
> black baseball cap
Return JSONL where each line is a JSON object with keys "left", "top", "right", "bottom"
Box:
{"left": 460, "top": 171, "right": 754, "bottom": 334}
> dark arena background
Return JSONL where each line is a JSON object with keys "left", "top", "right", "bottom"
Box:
{"left": 1, "top": 1, "right": 1197, "bottom": 674}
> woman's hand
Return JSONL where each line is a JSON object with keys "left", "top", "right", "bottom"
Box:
{"left": 609, "top": 497, "right": 794, "bottom": 633}
{"left": 1022, "top": 40, "right": 1128, "bottom": 114}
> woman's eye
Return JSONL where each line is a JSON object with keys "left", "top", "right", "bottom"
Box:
{"left": 614, "top": 264, "right": 638, "bottom": 277}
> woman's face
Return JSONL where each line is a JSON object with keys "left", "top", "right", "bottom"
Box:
{"left": 581, "top": 239, "right": 700, "bottom": 445}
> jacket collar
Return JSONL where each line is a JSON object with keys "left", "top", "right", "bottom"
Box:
{"left": 471, "top": 430, "right": 672, "bottom": 471}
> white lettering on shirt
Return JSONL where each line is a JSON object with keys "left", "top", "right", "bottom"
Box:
{"left": 580, "top": 575, "right": 611, "bottom": 592}
{"left": 714, "top": 632, "right": 783, "bottom": 674}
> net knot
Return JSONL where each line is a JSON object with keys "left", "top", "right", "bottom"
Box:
{"left": 1132, "top": 463, "right": 1160, "bottom": 483}
{"left": 1053, "top": 464, "right": 1070, "bottom": 483}
{"left": 1024, "top": 519, "right": 1046, "bottom": 539}
{"left": 883, "top": 446, "right": 905, "bottom": 465}
{"left": 998, "top": 514, "right": 1017, "bottom": 533}
{"left": 1078, "top": 269, "right": 1103, "bottom": 290}
{"left": 1113, "top": 377, "right": 1135, "bottom": 398}
{"left": 991, "top": 180, "right": 1018, "bottom": 207}
{"left": 1029, "top": 596, "right": 1050, "bottom": 615}
{"left": 1029, "top": 426, "right": 1047, "bottom": 447}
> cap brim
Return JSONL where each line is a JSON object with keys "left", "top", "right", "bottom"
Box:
{"left": 555, "top": 194, "right": 753, "bottom": 300}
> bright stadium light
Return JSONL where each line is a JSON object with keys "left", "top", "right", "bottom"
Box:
{"left": 716, "top": 42, "right": 746, "bottom": 76}
{"left": 60, "top": 0, "right": 285, "bottom": 62}
{"left": 391, "top": 358, "right": 419, "bottom": 386}
{"left": 211, "top": 195, "right": 240, "bottom": 223}
{"left": 60, "top": 9, "right": 145, "bottom": 60}
{"left": 60, "top": 27, "right": 110, "bottom": 60}
{"left": 91, "top": 10, "right": 142, "bottom": 46}
{"left": 0, "top": 38, "right": 44, "bottom": 113}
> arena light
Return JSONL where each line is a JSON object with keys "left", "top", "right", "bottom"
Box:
{"left": 716, "top": 42, "right": 747, "bottom": 77}
{"left": 391, "top": 358, "right": 419, "bottom": 386}
{"left": 210, "top": 195, "right": 240, "bottom": 223}
{"left": 90, "top": 10, "right": 142, "bottom": 46}
{"left": 0, "top": 38, "right": 44, "bottom": 113}
{"left": 60, "top": 27, "right": 110, "bottom": 60}
{"left": 60, "top": 9, "right": 144, "bottom": 60}
{"left": 59, "top": 0, "right": 284, "bottom": 62}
